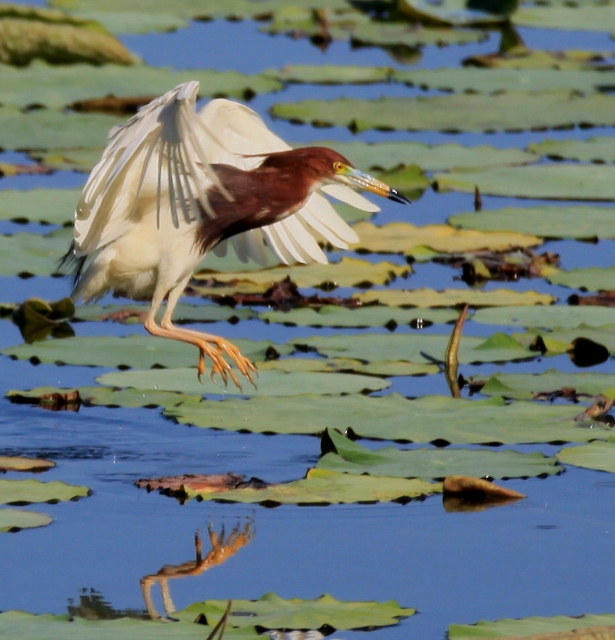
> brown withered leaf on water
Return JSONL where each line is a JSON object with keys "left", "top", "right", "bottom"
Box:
{"left": 70, "top": 94, "right": 155, "bottom": 115}
{"left": 0, "top": 162, "right": 50, "bottom": 177}
{"left": 136, "top": 473, "right": 270, "bottom": 500}
{"left": 569, "top": 291, "right": 615, "bottom": 308}
{"left": 574, "top": 395, "right": 615, "bottom": 423}
{"left": 443, "top": 475, "right": 525, "bottom": 512}
{"left": 7, "top": 388, "right": 82, "bottom": 411}
{"left": 11, "top": 297, "right": 75, "bottom": 344}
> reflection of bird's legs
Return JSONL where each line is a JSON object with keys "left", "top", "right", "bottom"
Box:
{"left": 144, "top": 277, "right": 256, "bottom": 389}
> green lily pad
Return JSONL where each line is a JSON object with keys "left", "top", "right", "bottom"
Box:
{"left": 469, "top": 370, "right": 615, "bottom": 400}
{"left": 318, "top": 428, "right": 561, "bottom": 479}
{"left": 0, "top": 457, "right": 55, "bottom": 472}
{"left": 557, "top": 441, "right": 615, "bottom": 473}
{"left": 195, "top": 257, "right": 411, "bottom": 290}
{"left": 96, "top": 367, "right": 391, "bottom": 396}
{"left": 175, "top": 467, "right": 442, "bottom": 505}
{"left": 267, "top": 64, "right": 395, "bottom": 85}
{"left": 513, "top": 325, "right": 615, "bottom": 355}
{"left": 515, "top": 4, "right": 615, "bottom": 31}
{"left": 270, "top": 92, "right": 615, "bottom": 133}
{"left": 257, "top": 357, "right": 440, "bottom": 377}
{"left": 166, "top": 394, "right": 590, "bottom": 444}
{"left": 0, "top": 610, "right": 262, "bottom": 639}
{"left": 0, "top": 479, "right": 89, "bottom": 504}
{"left": 449, "top": 205, "right": 615, "bottom": 239}
{"left": 464, "top": 48, "right": 615, "bottom": 70}
{"left": 260, "top": 305, "right": 458, "bottom": 328}
{"left": 27, "top": 148, "right": 102, "bottom": 173}
{"left": 355, "top": 288, "right": 554, "bottom": 308}
{"left": 528, "top": 137, "right": 615, "bottom": 163}
{"left": 2, "top": 334, "right": 293, "bottom": 369}
{"left": 0, "top": 509, "right": 53, "bottom": 533}
{"left": 548, "top": 266, "right": 615, "bottom": 291}
{"left": 0, "top": 189, "right": 80, "bottom": 225}
{"left": 305, "top": 140, "right": 537, "bottom": 171}
{"left": 397, "top": 67, "right": 615, "bottom": 94}
{"left": 177, "top": 593, "right": 415, "bottom": 629}
{"left": 0, "top": 230, "right": 70, "bottom": 277}
{"left": 351, "top": 221, "right": 541, "bottom": 255}
{"left": 473, "top": 305, "right": 615, "bottom": 329}
{"left": 0, "top": 63, "right": 281, "bottom": 109}
{"left": 434, "top": 165, "right": 615, "bottom": 201}
{"left": 449, "top": 613, "right": 615, "bottom": 640}
{"left": 398, "top": 0, "right": 512, "bottom": 27}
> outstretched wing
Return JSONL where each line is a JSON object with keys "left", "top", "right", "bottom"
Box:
{"left": 200, "top": 99, "right": 378, "bottom": 265}
{"left": 73, "top": 81, "right": 221, "bottom": 256}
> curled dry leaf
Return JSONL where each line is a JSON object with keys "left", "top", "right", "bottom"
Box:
{"left": 8, "top": 389, "right": 81, "bottom": 411}
{"left": 574, "top": 395, "right": 615, "bottom": 422}
{"left": 443, "top": 475, "right": 525, "bottom": 511}
{"left": 135, "top": 473, "right": 270, "bottom": 499}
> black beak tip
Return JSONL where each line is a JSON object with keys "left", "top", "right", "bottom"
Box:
{"left": 388, "top": 188, "right": 412, "bottom": 205}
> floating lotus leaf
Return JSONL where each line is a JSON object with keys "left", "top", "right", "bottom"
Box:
{"left": 177, "top": 593, "right": 415, "bottom": 629}
{"left": 260, "top": 305, "right": 458, "bottom": 328}
{"left": 449, "top": 205, "right": 615, "bottom": 239}
{"left": 268, "top": 64, "right": 395, "bottom": 85}
{"left": 27, "top": 148, "right": 102, "bottom": 173}
{"left": 166, "top": 394, "right": 588, "bottom": 444}
{"left": 528, "top": 137, "right": 615, "bottom": 163}
{"left": 178, "top": 467, "right": 441, "bottom": 504}
{"left": 513, "top": 325, "right": 615, "bottom": 355}
{"left": 0, "top": 5, "right": 133, "bottom": 66}
{"left": 0, "top": 456, "right": 55, "bottom": 472}
{"left": 0, "top": 188, "right": 79, "bottom": 225}
{"left": 0, "top": 230, "right": 70, "bottom": 277}
{"left": 464, "top": 48, "right": 615, "bottom": 70}
{"left": 557, "top": 441, "right": 615, "bottom": 474}
{"left": 305, "top": 140, "right": 537, "bottom": 171}
{"left": 195, "top": 257, "right": 411, "bottom": 290}
{"left": 0, "top": 479, "right": 89, "bottom": 504}
{"left": 351, "top": 221, "right": 541, "bottom": 255}
{"left": 318, "top": 428, "right": 561, "bottom": 479}
{"left": 449, "top": 613, "right": 615, "bottom": 640}
{"left": 435, "top": 164, "right": 615, "bottom": 201}
{"left": 96, "top": 367, "right": 391, "bottom": 396}
{"left": 355, "top": 288, "right": 554, "bottom": 308}
{"left": 0, "top": 610, "right": 262, "bottom": 639}
{"left": 473, "top": 305, "right": 615, "bottom": 329}
{"left": 296, "top": 331, "right": 534, "bottom": 365}
{"left": 0, "top": 509, "right": 53, "bottom": 533}
{"left": 515, "top": 5, "right": 615, "bottom": 31}
{"left": 270, "top": 92, "right": 615, "bottom": 133}
{"left": 0, "top": 63, "right": 281, "bottom": 109}
{"left": 469, "top": 370, "right": 615, "bottom": 400}
{"left": 257, "top": 357, "right": 440, "bottom": 377}
{"left": 397, "top": 67, "right": 615, "bottom": 94}
{"left": 398, "top": 0, "right": 512, "bottom": 27}
{"left": 548, "top": 266, "right": 615, "bottom": 292}
{"left": 2, "top": 335, "right": 293, "bottom": 369}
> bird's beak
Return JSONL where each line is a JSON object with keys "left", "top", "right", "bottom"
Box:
{"left": 340, "top": 166, "right": 412, "bottom": 205}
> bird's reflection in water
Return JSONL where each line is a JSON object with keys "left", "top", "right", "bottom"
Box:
{"left": 140, "top": 519, "right": 254, "bottom": 621}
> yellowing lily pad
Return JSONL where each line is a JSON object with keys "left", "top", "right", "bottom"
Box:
{"left": 27, "top": 148, "right": 102, "bottom": 173}
{"left": 464, "top": 48, "right": 615, "bottom": 70}
{"left": 0, "top": 509, "right": 53, "bottom": 533}
{"left": 0, "top": 457, "right": 55, "bottom": 472}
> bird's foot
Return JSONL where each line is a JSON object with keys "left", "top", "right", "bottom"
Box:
{"left": 195, "top": 339, "right": 256, "bottom": 390}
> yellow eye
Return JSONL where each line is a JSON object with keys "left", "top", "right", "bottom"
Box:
{"left": 333, "top": 161, "right": 345, "bottom": 172}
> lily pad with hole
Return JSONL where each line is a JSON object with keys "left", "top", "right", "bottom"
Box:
{"left": 355, "top": 288, "right": 554, "bottom": 308}
{"left": 557, "top": 441, "right": 615, "bottom": 473}
{"left": 469, "top": 370, "right": 615, "bottom": 401}
{"left": 473, "top": 305, "right": 615, "bottom": 329}
{"left": 528, "top": 137, "right": 615, "bottom": 163}
{"left": 194, "top": 257, "right": 411, "bottom": 289}
{"left": 270, "top": 92, "right": 615, "bottom": 133}
{"left": 257, "top": 357, "right": 440, "bottom": 377}
{"left": 318, "top": 428, "right": 561, "bottom": 479}
{"left": 165, "top": 394, "right": 589, "bottom": 444}
{"left": 0, "top": 479, "right": 89, "bottom": 504}
{"left": 434, "top": 165, "right": 615, "bottom": 201}
{"left": 259, "top": 305, "right": 458, "bottom": 328}
{"left": 1, "top": 334, "right": 293, "bottom": 369}
{"left": 0, "top": 188, "right": 80, "bottom": 225}
{"left": 548, "top": 266, "right": 615, "bottom": 292}
{"left": 177, "top": 593, "right": 415, "bottom": 629}
{"left": 0, "top": 509, "right": 53, "bottom": 533}
{"left": 96, "top": 367, "right": 391, "bottom": 396}
{"left": 515, "top": 4, "right": 615, "bottom": 31}
{"left": 351, "top": 221, "right": 541, "bottom": 255}
{"left": 0, "top": 63, "right": 282, "bottom": 109}
{"left": 449, "top": 205, "right": 615, "bottom": 239}
{"left": 448, "top": 613, "right": 615, "bottom": 639}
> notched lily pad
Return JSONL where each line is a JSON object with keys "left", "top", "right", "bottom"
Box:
{"left": 0, "top": 508, "right": 53, "bottom": 533}
{"left": 0, "top": 479, "right": 90, "bottom": 504}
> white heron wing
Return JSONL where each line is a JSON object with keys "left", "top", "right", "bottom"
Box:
{"left": 74, "top": 81, "right": 220, "bottom": 256}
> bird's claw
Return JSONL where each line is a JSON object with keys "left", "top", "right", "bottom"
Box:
{"left": 196, "top": 341, "right": 256, "bottom": 391}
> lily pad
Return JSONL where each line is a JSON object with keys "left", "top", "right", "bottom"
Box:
{"left": 398, "top": 0, "right": 511, "bottom": 27}
{"left": 176, "top": 593, "right": 415, "bottom": 629}
{"left": 27, "top": 148, "right": 102, "bottom": 173}
{"left": 449, "top": 205, "right": 615, "bottom": 239}
{"left": 434, "top": 165, "right": 615, "bottom": 201}
{"left": 96, "top": 367, "right": 391, "bottom": 396}
{"left": 548, "top": 266, "right": 615, "bottom": 292}
{"left": 0, "top": 230, "right": 70, "bottom": 277}
{"left": 0, "top": 63, "right": 281, "bottom": 109}
{"left": 2, "top": 334, "right": 293, "bottom": 369}
{"left": 166, "top": 394, "right": 590, "bottom": 444}
{"left": 260, "top": 305, "right": 458, "bottom": 328}
{"left": 257, "top": 357, "right": 440, "bottom": 377}
{"left": 0, "top": 188, "right": 80, "bottom": 225}
{"left": 513, "top": 325, "right": 615, "bottom": 356}
{"left": 270, "top": 92, "right": 615, "bottom": 133}
{"left": 195, "top": 257, "right": 411, "bottom": 290}
{"left": 351, "top": 221, "right": 541, "bottom": 255}
{"left": 0, "top": 457, "right": 55, "bottom": 472}
{"left": 557, "top": 441, "right": 615, "bottom": 473}
{"left": 0, "top": 479, "right": 89, "bottom": 504}
{"left": 318, "top": 428, "right": 561, "bottom": 479}
{"left": 464, "top": 48, "right": 615, "bottom": 70}
{"left": 515, "top": 4, "right": 615, "bottom": 31}
{"left": 268, "top": 64, "right": 395, "bottom": 85}
{"left": 473, "top": 305, "right": 615, "bottom": 329}
{"left": 0, "top": 509, "right": 53, "bottom": 533}
{"left": 528, "top": 137, "right": 615, "bottom": 163}
{"left": 355, "top": 288, "right": 554, "bottom": 308}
